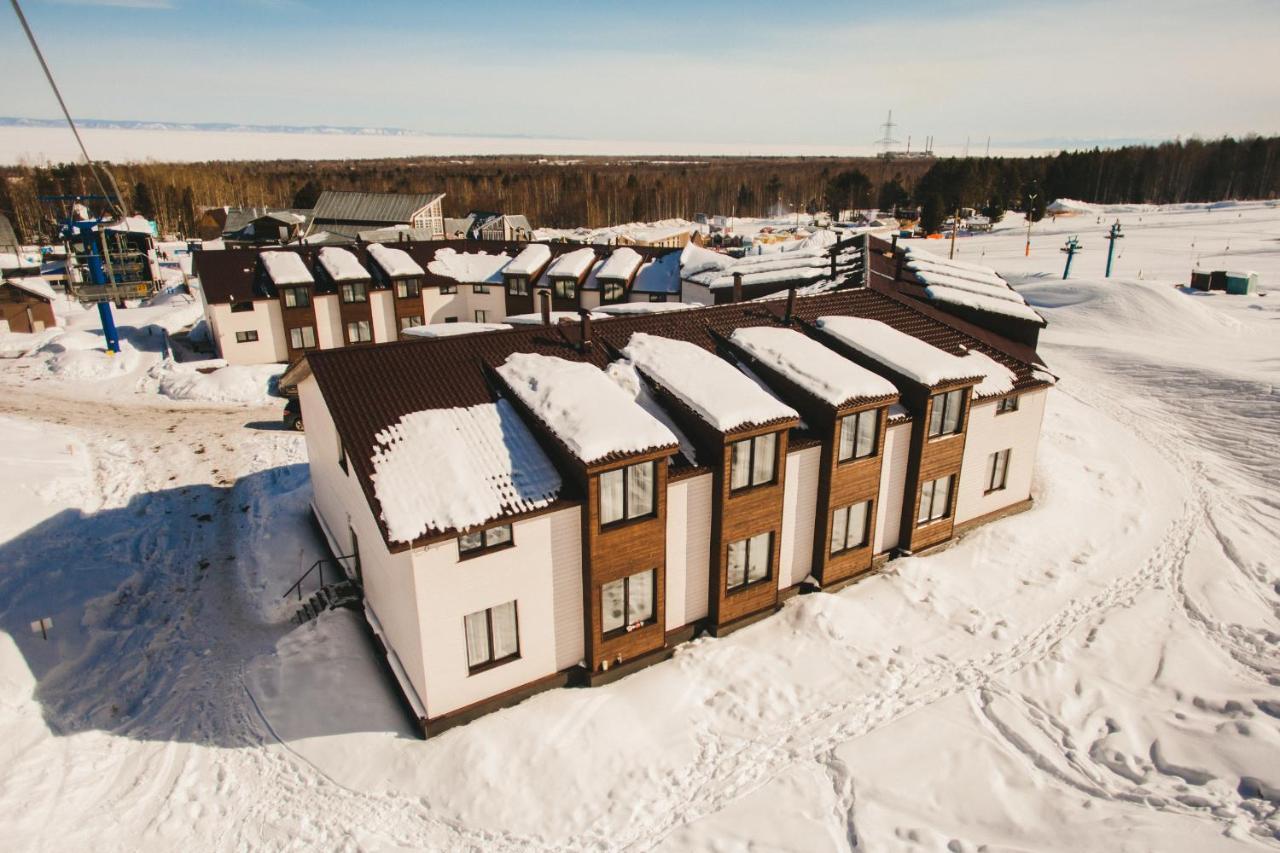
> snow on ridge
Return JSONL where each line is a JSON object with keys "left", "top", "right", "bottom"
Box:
{"left": 260, "top": 250, "right": 314, "bottom": 285}
{"left": 318, "top": 246, "right": 370, "bottom": 282}
{"left": 914, "top": 270, "right": 1024, "bottom": 303}
{"left": 427, "top": 247, "right": 513, "bottom": 284}
{"left": 545, "top": 247, "right": 597, "bottom": 279}
{"left": 605, "top": 361, "right": 698, "bottom": 466}
{"left": 496, "top": 352, "right": 677, "bottom": 464}
{"left": 622, "top": 332, "right": 798, "bottom": 432}
{"left": 597, "top": 247, "right": 643, "bottom": 280}
{"left": 959, "top": 349, "right": 1017, "bottom": 397}
{"left": 730, "top": 326, "right": 897, "bottom": 406}
{"left": 371, "top": 399, "right": 562, "bottom": 543}
{"left": 907, "top": 258, "right": 1007, "bottom": 289}
{"left": 366, "top": 242, "right": 424, "bottom": 278}
{"left": 926, "top": 285, "right": 1046, "bottom": 324}
{"left": 904, "top": 245, "right": 1001, "bottom": 277}
{"left": 401, "top": 321, "right": 511, "bottom": 338}
{"left": 504, "top": 243, "right": 552, "bottom": 277}
{"left": 815, "top": 316, "right": 979, "bottom": 387}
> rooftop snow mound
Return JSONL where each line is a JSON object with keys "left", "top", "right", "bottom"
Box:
{"left": 427, "top": 248, "right": 512, "bottom": 284}
{"left": 545, "top": 247, "right": 597, "bottom": 279}
{"left": 681, "top": 240, "right": 837, "bottom": 290}
{"left": 730, "top": 326, "right": 897, "bottom": 406}
{"left": 496, "top": 353, "right": 678, "bottom": 464}
{"left": 815, "top": 316, "right": 980, "bottom": 387}
{"left": 371, "top": 399, "right": 562, "bottom": 543}
{"left": 318, "top": 247, "right": 370, "bottom": 282}
{"left": 4, "top": 276, "right": 57, "bottom": 302}
{"left": 401, "top": 322, "right": 511, "bottom": 338}
{"left": 595, "top": 301, "right": 698, "bottom": 315}
{"left": 504, "top": 243, "right": 552, "bottom": 277}
{"left": 506, "top": 311, "right": 607, "bottom": 325}
{"left": 597, "top": 247, "right": 643, "bottom": 280}
{"left": 260, "top": 251, "right": 314, "bottom": 285}
{"left": 366, "top": 243, "right": 425, "bottom": 278}
{"left": 959, "top": 350, "right": 1017, "bottom": 397}
{"left": 622, "top": 332, "right": 799, "bottom": 432}
{"left": 904, "top": 246, "right": 1045, "bottom": 324}
{"left": 925, "top": 285, "right": 1046, "bottom": 324}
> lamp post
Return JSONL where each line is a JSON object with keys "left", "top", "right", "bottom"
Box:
{"left": 1025, "top": 192, "right": 1038, "bottom": 257}
{"left": 1105, "top": 220, "right": 1124, "bottom": 277}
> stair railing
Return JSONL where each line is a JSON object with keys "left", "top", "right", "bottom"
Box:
{"left": 282, "top": 553, "right": 356, "bottom": 602}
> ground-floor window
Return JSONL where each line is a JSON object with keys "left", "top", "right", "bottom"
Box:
{"left": 289, "top": 326, "right": 316, "bottom": 349}
{"left": 399, "top": 315, "right": 424, "bottom": 331}
{"left": 346, "top": 320, "right": 372, "bottom": 343}
{"left": 464, "top": 601, "right": 519, "bottom": 672}
{"left": 727, "top": 531, "right": 772, "bottom": 591}
{"left": 235, "top": 330, "right": 259, "bottom": 343}
{"left": 917, "top": 475, "right": 954, "bottom": 525}
{"left": 474, "top": 309, "right": 488, "bottom": 323}
{"left": 830, "top": 500, "right": 871, "bottom": 554}
{"left": 986, "top": 449, "right": 1011, "bottom": 493}
{"left": 602, "top": 568, "right": 656, "bottom": 635}
{"left": 648, "top": 294, "right": 665, "bottom": 303}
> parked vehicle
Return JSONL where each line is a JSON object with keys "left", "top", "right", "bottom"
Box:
{"left": 284, "top": 397, "right": 303, "bottom": 431}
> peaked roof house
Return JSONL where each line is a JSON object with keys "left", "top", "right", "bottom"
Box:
{"left": 309, "top": 190, "right": 446, "bottom": 241}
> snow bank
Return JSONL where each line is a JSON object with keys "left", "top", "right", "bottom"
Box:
{"left": 815, "top": 317, "right": 979, "bottom": 386}
{"left": 318, "top": 247, "right": 369, "bottom": 282}
{"left": 400, "top": 322, "right": 512, "bottom": 338}
{"left": 426, "top": 248, "right": 512, "bottom": 284}
{"left": 622, "top": 332, "right": 798, "bottom": 431}
{"left": 504, "top": 243, "right": 552, "bottom": 277}
{"left": 371, "top": 399, "right": 562, "bottom": 542}
{"left": 261, "top": 251, "right": 313, "bottom": 285}
{"left": 730, "top": 326, "right": 897, "bottom": 406}
{"left": 497, "top": 353, "right": 677, "bottom": 464}
{"left": 151, "top": 360, "right": 285, "bottom": 405}
{"left": 366, "top": 243, "right": 424, "bottom": 278}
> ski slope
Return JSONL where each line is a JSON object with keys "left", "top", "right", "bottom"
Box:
{"left": 0, "top": 201, "right": 1277, "bottom": 850}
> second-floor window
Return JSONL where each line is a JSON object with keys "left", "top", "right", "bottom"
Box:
{"left": 986, "top": 449, "right": 1011, "bottom": 493}
{"left": 603, "top": 281, "right": 625, "bottom": 302}
{"left": 830, "top": 501, "right": 871, "bottom": 554}
{"left": 340, "top": 282, "right": 368, "bottom": 303}
{"left": 289, "top": 326, "right": 316, "bottom": 349}
{"left": 996, "top": 395, "right": 1020, "bottom": 414}
{"left": 395, "top": 278, "right": 421, "bottom": 299}
{"left": 553, "top": 279, "right": 576, "bottom": 300}
{"left": 346, "top": 320, "right": 372, "bottom": 343}
{"left": 473, "top": 283, "right": 491, "bottom": 294}
{"left": 599, "top": 460, "right": 656, "bottom": 526}
{"left": 464, "top": 601, "right": 519, "bottom": 672}
{"left": 730, "top": 432, "right": 777, "bottom": 491}
{"left": 235, "top": 330, "right": 259, "bottom": 343}
{"left": 399, "top": 315, "right": 424, "bottom": 331}
{"left": 440, "top": 282, "right": 457, "bottom": 295}
{"left": 727, "top": 531, "right": 772, "bottom": 591}
{"left": 838, "top": 409, "right": 879, "bottom": 462}
{"left": 281, "top": 286, "right": 310, "bottom": 308}
{"left": 928, "top": 389, "right": 966, "bottom": 438}
{"left": 917, "top": 475, "right": 954, "bottom": 525}
{"left": 230, "top": 300, "right": 254, "bottom": 313}
{"left": 458, "top": 523, "right": 513, "bottom": 557}
{"left": 601, "top": 569, "right": 655, "bottom": 635}
{"left": 507, "top": 275, "right": 529, "bottom": 296}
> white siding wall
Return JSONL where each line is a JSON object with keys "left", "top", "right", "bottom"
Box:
{"left": 410, "top": 511, "right": 564, "bottom": 719}
{"left": 467, "top": 286, "right": 507, "bottom": 323}
{"left": 665, "top": 477, "right": 689, "bottom": 631}
{"left": 549, "top": 508, "right": 585, "bottom": 670}
{"left": 681, "top": 473, "right": 713, "bottom": 624}
{"left": 956, "top": 389, "right": 1048, "bottom": 524}
{"left": 207, "top": 300, "right": 286, "bottom": 364}
{"left": 313, "top": 294, "right": 344, "bottom": 349}
{"left": 423, "top": 289, "right": 466, "bottom": 324}
{"left": 370, "top": 290, "right": 396, "bottom": 343}
{"left": 300, "top": 377, "right": 427, "bottom": 707}
{"left": 874, "top": 421, "right": 912, "bottom": 554}
{"left": 779, "top": 445, "right": 821, "bottom": 588}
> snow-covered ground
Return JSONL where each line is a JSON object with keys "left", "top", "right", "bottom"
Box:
{"left": 0, "top": 201, "right": 1277, "bottom": 850}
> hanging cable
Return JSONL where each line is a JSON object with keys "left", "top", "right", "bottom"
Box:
{"left": 9, "top": 0, "right": 126, "bottom": 218}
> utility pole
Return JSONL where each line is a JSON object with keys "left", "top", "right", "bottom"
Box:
{"left": 1104, "top": 220, "right": 1124, "bottom": 277}
{"left": 949, "top": 208, "right": 959, "bottom": 259}
{"left": 1025, "top": 192, "right": 1038, "bottom": 257}
{"left": 1060, "top": 235, "right": 1082, "bottom": 280}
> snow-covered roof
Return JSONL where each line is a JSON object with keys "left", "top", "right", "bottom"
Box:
{"left": 960, "top": 350, "right": 1017, "bottom": 398}
{"left": 371, "top": 399, "right": 562, "bottom": 543}
{"left": 622, "top": 332, "right": 799, "bottom": 432}
{"left": 595, "top": 302, "right": 698, "bottom": 316}
{"left": 925, "top": 285, "right": 1046, "bottom": 324}
{"left": 504, "top": 243, "right": 553, "bottom": 277}
{"left": 104, "top": 215, "right": 155, "bottom": 235}
{"left": 496, "top": 353, "right": 678, "bottom": 465}
{"left": 604, "top": 362, "right": 698, "bottom": 466}
{"left": 427, "top": 248, "right": 512, "bottom": 284}
{"left": 815, "top": 316, "right": 980, "bottom": 387}
{"left": 400, "top": 322, "right": 512, "bottom": 338}
{"left": 366, "top": 242, "right": 425, "bottom": 278}
{"left": 545, "top": 247, "right": 596, "bottom": 279}
{"left": 318, "top": 246, "right": 371, "bottom": 282}
{"left": 505, "top": 311, "right": 607, "bottom": 325}
{"left": 260, "top": 251, "right": 314, "bottom": 286}
{"left": 730, "top": 326, "right": 897, "bottom": 406}
{"left": 904, "top": 247, "right": 1045, "bottom": 325}
{"left": 680, "top": 233, "right": 838, "bottom": 290}
{"left": 630, "top": 252, "right": 681, "bottom": 294}
{"left": 597, "top": 247, "right": 643, "bottom": 281}
{"left": 3, "top": 276, "right": 56, "bottom": 302}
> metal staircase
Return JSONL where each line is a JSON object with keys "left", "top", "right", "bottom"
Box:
{"left": 283, "top": 554, "right": 362, "bottom": 624}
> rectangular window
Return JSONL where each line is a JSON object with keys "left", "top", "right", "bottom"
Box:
{"left": 507, "top": 275, "right": 528, "bottom": 296}
{"left": 281, "top": 287, "right": 311, "bottom": 308}
{"left": 603, "top": 281, "right": 625, "bottom": 303}
{"left": 648, "top": 294, "right": 665, "bottom": 303}
{"left": 440, "top": 282, "right": 457, "bottom": 295}
{"left": 464, "top": 601, "right": 519, "bottom": 672}
{"left": 838, "top": 409, "right": 879, "bottom": 462}
{"left": 458, "top": 523, "right": 514, "bottom": 557}
{"left": 729, "top": 432, "right": 777, "bottom": 492}
{"left": 553, "top": 279, "right": 576, "bottom": 300}
{"left": 289, "top": 326, "right": 316, "bottom": 349}
{"left": 599, "top": 460, "right": 656, "bottom": 527}
{"left": 928, "top": 389, "right": 967, "bottom": 438}
{"left": 997, "top": 395, "right": 1020, "bottom": 414}
{"left": 727, "top": 532, "right": 772, "bottom": 591}
{"left": 399, "top": 315, "right": 424, "bottom": 331}
{"left": 601, "top": 569, "right": 656, "bottom": 635}
{"left": 472, "top": 283, "right": 490, "bottom": 294}
{"left": 395, "top": 278, "right": 421, "bottom": 299}
{"left": 917, "top": 475, "right": 954, "bottom": 525}
{"left": 830, "top": 501, "right": 871, "bottom": 554}
{"left": 474, "top": 309, "right": 488, "bottom": 323}
{"left": 234, "top": 330, "right": 259, "bottom": 343}
{"left": 346, "top": 320, "right": 372, "bottom": 343}
{"left": 340, "top": 282, "right": 368, "bottom": 304}
{"left": 230, "top": 300, "right": 254, "bottom": 313}
{"left": 986, "top": 449, "right": 1011, "bottom": 493}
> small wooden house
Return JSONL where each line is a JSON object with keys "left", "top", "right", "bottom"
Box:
{"left": 0, "top": 277, "right": 57, "bottom": 334}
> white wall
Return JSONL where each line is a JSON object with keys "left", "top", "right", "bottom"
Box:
{"left": 874, "top": 421, "right": 911, "bottom": 554}
{"left": 207, "top": 300, "right": 286, "bottom": 364}
{"left": 410, "top": 510, "right": 567, "bottom": 719}
{"left": 779, "top": 445, "right": 820, "bottom": 588}
{"left": 680, "top": 473, "right": 712, "bottom": 625}
{"left": 956, "top": 389, "right": 1048, "bottom": 525}
{"left": 579, "top": 290, "right": 602, "bottom": 311}
{"left": 370, "top": 290, "right": 396, "bottom": 343}
{"left": 549, "top": 508, "right": 585, "bottom": 670}
{"left": 313, "top": 294, "right": 344, "bottom": 349}
{"left": 423, "top": 289, "right": 466, "bottom": 324}
{"left": 467, "top": 286, "right": 507, "bottom": 323}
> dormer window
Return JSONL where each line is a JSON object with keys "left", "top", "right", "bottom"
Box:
{"left": 599, "top": 460, "right": 656, "bottom": 527}
{"left": 281, "top": 287, "right": 310, "bottom": 308}
{"left": 340, "top": 282, "right": 368, "bottom": 304}
{"left": 553, "top": 279, "right": 576, "bottom": 300}
{"left": 838, "top": 409, "right": 879, "bottom": 462}
{"left": 928, "top": 389, "right": 966, "bottom": 438}
{"left": 507, "top": 275, "right": 529, "bottom": 296}
{"left": 729, "top": 432, "right": 777, "bottom": 491}
{"left": 602, "top": 281, "right": 625, "bottom": 303}
{"left": 395, "top": 278, "right": 421, "bottom": 299}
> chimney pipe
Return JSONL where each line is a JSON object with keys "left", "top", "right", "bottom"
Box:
{"left": 732, "top": 271, "right": 743, "bottom": 304}
{"left": 578, "top": 308, "right": 593, "bottom": 351}
{"left": 784, "top": 286, "right": 796, "bottom": 325}
{"left": 830, "top": 244, "right": 838, "bottom": 280}
{"left": 539, "top": 290, "right": 552, "bottom": 326}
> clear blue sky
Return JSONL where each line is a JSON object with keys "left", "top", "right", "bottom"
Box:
{"left": 3, "top": 0, "right": 1278, "bottom": 148}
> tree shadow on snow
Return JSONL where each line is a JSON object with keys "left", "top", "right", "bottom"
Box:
{"left": 0, "top": 465, "right": 416, "bottom": 746}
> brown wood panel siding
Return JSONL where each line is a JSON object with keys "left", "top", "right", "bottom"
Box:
{"left": 0, "top": 286, "right": 55, "bottom": 333}
{"left": 902, "top": 384, "right": 973, "bottom": 551}
{"left": 712, "top": 426, "right": 788, "bottom": 628}
{"left": 392, "top": 285, "right": 426, "bottom": 331}
{"left": 503, "top": 282, "right": 536, "bottom": 318}
{"left": 338, "top": 293, "right": 374, "bottom": 346}
{"left": 281, "top": 295, "right": 319, "bottom": 361}
{"left": 814, "top": 405, "right": 887, "bottom": 584}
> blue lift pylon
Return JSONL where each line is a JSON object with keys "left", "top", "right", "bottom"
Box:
{"left": 1060, "top": 235, "right": 1082, "bottom": 280}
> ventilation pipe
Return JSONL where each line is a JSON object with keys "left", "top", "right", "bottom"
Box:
{"left": 784, "top": 286, "right": 797, "bottom": 325}
{"left": 732, "top": 271, "right": 743, "bottom": 304}
{"left": 578, "top": 308, "right": 593, "bottom": 351}
{"left": 539, "top": 290, "right": 552, "bottom": 325}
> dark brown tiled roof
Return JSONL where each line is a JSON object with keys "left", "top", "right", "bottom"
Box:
{"left": 306, "top": 287, "right": 1050, "bottom": 550}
